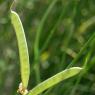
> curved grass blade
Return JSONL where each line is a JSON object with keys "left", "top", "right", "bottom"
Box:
{"left": 78, "top": 16, "right": 95, "bottom": 34}
{"left": 28, "top": 67, "right": 82, "bottom": 95}
{"left": 10, "top": 10, "right": 30, "bottom": 88}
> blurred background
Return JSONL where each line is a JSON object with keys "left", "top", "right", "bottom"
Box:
{"left": 0, "top": 0, "right": 95, "bottom": 95}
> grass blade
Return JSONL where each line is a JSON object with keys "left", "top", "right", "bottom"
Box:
{"left": 34, "top": 0, "right": 58, "bottom": 61}
{"left": 67, "top": 32, "right": 95, "bottom": 68}
{"left": 78, "top": 16, "right": 95, "bottom": 34}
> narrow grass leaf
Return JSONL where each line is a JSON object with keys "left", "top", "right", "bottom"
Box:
{"left": 34, "top": 0, "right": 58, "bottom": 61}
{"left": 28, "top": 67, "right": 82, "bottom": 95}
{"left": 10, "top": 10, "right": 30, "bottom": 88}
{"left": 67, "top": 32, "right": 95, "bottom": 68}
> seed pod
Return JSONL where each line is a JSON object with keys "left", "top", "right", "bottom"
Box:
{"left": 10, "top": 10, "right": 30, "bottom": 88}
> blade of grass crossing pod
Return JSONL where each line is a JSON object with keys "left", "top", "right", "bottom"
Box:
{"left": 70, "top": 50, "right": 92, "bottom": 95}
{"left": 10, "top": 10, "right": 30, "bottom": 88}
{"left": 67, "top": 32, "right": 95, "bottom": 68}
{"left": 28, "top": 67, "right": 82, "bottom": 95}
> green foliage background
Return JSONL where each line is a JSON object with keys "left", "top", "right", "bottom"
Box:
{"left": 0, "top": 0, "right": 95, "bottom": 95}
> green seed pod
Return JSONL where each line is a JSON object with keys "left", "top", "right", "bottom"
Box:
{"left": 10, "top": 10, "right": 30, "bottom": 88}
{"left": 28, "top": 67, "right": 82, "bottom": 95}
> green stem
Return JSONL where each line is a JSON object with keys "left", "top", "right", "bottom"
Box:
{"left": 34, "top": 0, "right": 58, "bottom": 86}
{"left": 34, "top": 0, "right": 58, "bottom": 61}
{"left": 60, "top": 0, "right": 78, "bottom": 70}
{"left": 41, "top": 4, "right": 67, "bottom": 52}
{"left": 34, "top": 63, "right": 41, "bottom": 84}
